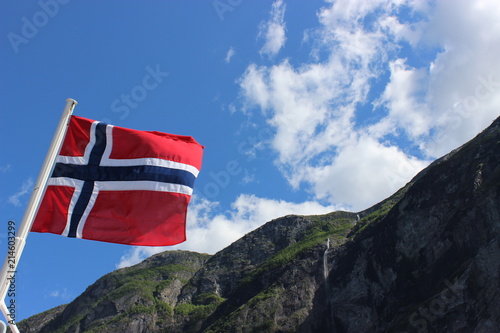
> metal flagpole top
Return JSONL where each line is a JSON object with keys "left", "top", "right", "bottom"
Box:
{"left": 65, "top": 98, "right": 78, "bottom": 112}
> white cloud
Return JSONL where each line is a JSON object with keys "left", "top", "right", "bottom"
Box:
{"left": 306, "top": 135, "right": 428, "bottom": 209}
{"left": 8, "top": 178, "right": 34, "bottom": 207}
{"left": 415, "top": 0, "right": 500, "bottom": 157}
{"left": 376, "top": 58, "right": 432, "bottom": 139}
{"left": 0, "top": 164, "right": 11, "bottom": 173}
{"left": 50, "top": 287, "right": 72, "bottom": 300}
{"left": 238, "top": 0, "right": 500, "bottom": 211}
{"left": 376, "top": 0, "right": 500, "bottom": 157}
{"left": 259, "top": 0, "right": 287, "bottom": 57}
{"left": 225, "top": 46, "right": 235, "bottom": 64}
{"left": 117, "top": 194, "right": 338, "bottom": 268}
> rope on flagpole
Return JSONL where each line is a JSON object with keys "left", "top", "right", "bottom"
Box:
{"left": 0, "top": 99, "right": 77, "bottom": 333}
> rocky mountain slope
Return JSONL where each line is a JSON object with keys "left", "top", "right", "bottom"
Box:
{"left": 17, "top": 116, "right": 500, "bottom": 332}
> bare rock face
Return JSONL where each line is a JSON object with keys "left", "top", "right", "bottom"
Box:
{"left": 313, "top": 116, "right": 500, "bottom": 332}
{"left": 18, "top": 117, "right": 500, "bottom": 332}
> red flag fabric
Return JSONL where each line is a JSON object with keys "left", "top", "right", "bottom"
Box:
{"left": 31, "top": 116, "right": 204, "bottom": 246}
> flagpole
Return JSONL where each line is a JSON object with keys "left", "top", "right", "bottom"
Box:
{"left": 0, "top": 99, "right": 77, "bottom": 333}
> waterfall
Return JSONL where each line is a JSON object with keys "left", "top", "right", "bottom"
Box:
{"left": 323, "top": 237, "right": 335, "bottom": 332}
{"left": 323, "top": 238, "right": 330, "bottom": 281}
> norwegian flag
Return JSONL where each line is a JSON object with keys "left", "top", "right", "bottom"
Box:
{"left": 31, "top": 116, "right": 204, "bottom": 246}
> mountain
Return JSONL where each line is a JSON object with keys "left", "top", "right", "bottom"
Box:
{"left": 17, "top": 117, "right": 500, "bottom": 332}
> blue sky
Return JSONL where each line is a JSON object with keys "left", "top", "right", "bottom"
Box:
{"left": 1, "top": 0, "right": 499, "bottom": 322}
